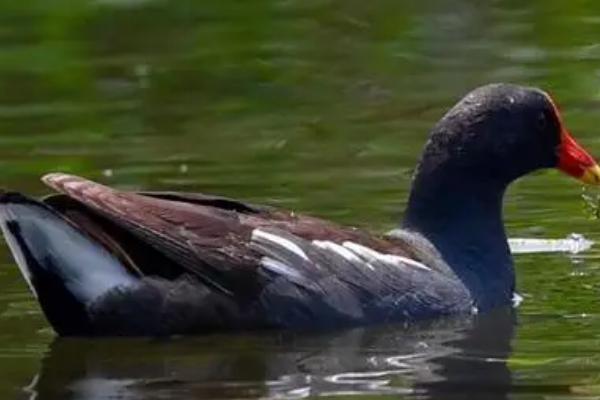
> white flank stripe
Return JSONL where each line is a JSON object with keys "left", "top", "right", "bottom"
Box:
{"left": 342, "top": 241, "right": 431, "bottom": 271}
{"left": 342, "top": 241, "right": 381, "bottom": 260}
{"left": 251, "top": 229, "right": 309, "bottom": 261}
{"left": 313, "top": 240, "right": 375, "bottom": 270}
{"left": 390, "top": 255, "right": 431, "bottom": 271}
{"left": 313, "top": 240, "right": 361, "bottom": 262}
{"left": 261, "top": 257, "right": 306, "bottom": 280}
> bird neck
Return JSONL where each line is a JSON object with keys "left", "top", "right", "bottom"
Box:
{"left": 402, "top": 169, "right": 514, "bottom": 310}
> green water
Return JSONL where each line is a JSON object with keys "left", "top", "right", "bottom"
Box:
{"left": 2, "top": 0, "right": 600, "bottom": 399}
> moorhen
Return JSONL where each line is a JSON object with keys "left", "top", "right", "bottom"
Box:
{"left": 0, "top": 83, "right": 598, "bottom": 336}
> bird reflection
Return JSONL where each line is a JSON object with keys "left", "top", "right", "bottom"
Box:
{"left": 27, "top": 308, "right": 515, "bottom": 400}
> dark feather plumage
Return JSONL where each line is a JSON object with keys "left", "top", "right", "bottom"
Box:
{"left": 31, "top": 173, "right": 469, "bottom": 335}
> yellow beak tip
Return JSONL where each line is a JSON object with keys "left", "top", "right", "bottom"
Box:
{"left": 580, "top": 164, "right": 600, "bottom": 185}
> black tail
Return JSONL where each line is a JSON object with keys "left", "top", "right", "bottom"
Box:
{"left": 0, "top": 193, "right": 137, "bottom": 335}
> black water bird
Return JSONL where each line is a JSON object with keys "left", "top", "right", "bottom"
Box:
{"left": 0, "top": 83, "right": 598, "bottom": 336}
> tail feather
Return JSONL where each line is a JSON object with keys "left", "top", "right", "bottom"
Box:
{"left": 0, "top": 193, "right": 137, "bottom": 335}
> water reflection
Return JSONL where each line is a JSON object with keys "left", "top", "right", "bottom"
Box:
{"left": 28, "top": 308, "right": 515, "bottom": 400}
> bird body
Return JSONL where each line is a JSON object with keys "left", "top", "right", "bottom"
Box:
{"left": 0, "top": 83, "right": 598, "bottom": 336}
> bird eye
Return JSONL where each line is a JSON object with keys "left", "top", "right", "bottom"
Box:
{"left": 537, "top": 112, "right": 547, "bottom": 131}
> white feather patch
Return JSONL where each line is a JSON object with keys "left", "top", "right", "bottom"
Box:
{"left": 313, "top": 240, "right": 375, "bottom": 270}
{"left": 251, "top": 229, "right": 309, "bottom": 261}
{"left": 342, "top": 241, "right": 431, "bottom": 271}
{"left": 261, "top": 256, "right": 306, "bottom": 280}
{"left": 313, "top": 240, "right": 360, "bottom": 262}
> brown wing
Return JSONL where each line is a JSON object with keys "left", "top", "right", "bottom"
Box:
{"left": 41, "top": 173, "right": 419, "bottom": 293}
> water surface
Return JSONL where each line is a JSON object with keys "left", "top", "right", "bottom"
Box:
{"left": 2, "top": 1, "right": 600, "bottom": 399}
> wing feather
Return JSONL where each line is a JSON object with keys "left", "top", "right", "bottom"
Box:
{"left": 41, "top": 173, "right": 464, "bottom": 324}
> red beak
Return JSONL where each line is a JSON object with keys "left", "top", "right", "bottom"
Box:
{"left": 558, "top": 128, "right": 600, "bottom": 185}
